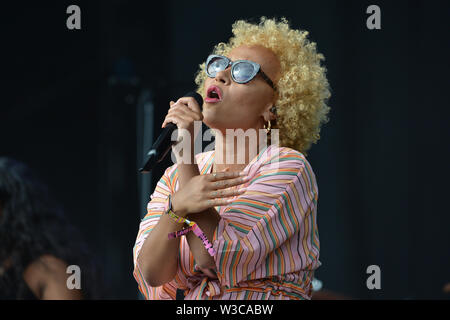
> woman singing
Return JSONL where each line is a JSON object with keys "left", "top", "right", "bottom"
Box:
{"left": 133, "top": 17, "right": 331, "bottom": 300}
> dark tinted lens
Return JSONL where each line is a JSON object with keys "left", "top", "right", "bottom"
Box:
{"left": 207, "top": 57, "right": 228, "bottom": 77}
{"left": 232, "top": 62, "right": 256, "bottom": 82}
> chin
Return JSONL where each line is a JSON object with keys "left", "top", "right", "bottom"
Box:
{"left": 202, "top": 109, "right": 218, "bottom": 123}
{"left": 202, "top": 117, "right": 217, "bottom": 129}
{"left": 202, "top": 118, "right": 224, "bottom": 132}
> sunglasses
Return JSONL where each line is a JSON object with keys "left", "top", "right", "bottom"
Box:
{"left": 205, "top": 54, "right": 276, "bottom": 91}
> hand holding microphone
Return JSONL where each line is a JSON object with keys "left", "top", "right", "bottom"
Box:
{"left": 139, "top": 92, "right": 203, "bottom": 173}
{"left": 161, "top": 96, "right": 204, "bottom": 137}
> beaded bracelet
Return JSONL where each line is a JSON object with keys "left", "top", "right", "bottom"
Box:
{"left": 190, "top": 223, "right": 216, "bottom": 256}
{"left": 165, "top": 195, "right": 216, "bottom": 256}
{"left": 167, "top": 225, "right": 193, "bottom": 239}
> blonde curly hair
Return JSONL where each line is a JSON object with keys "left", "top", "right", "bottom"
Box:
{"left": 195, "top": 17, "right": 331, "bottom": 156}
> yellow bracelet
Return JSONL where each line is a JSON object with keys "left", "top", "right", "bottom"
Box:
{"left": 165, "top": 194, "right": 215, "bottom": 256}
{"left": 165, "top": 194, "right": 190, "bottom": 224}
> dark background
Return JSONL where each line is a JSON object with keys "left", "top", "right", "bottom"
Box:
{"left": 1, "top": 0, "right": 449, "bottom": 299}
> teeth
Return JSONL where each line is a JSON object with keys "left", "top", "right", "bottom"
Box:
{"left": 208, "top": 88, "right": 220, "bottom": 99}
{"left": 209, "top": 89, "right": 219, "bottom": 99}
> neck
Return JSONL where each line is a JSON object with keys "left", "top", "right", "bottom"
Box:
{"left": 212, "top": 128, "right": 269, "bottom": 173}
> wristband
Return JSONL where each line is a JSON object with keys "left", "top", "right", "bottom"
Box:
{"left": 167, "top": 225, "right": 193, "bottom": 239}
{"left": 191, "top": 223, "right": 216, "bottom": 256}
{"left": 164, "top": 194, "right": 191, "bottom": 224}
{"left": 165, "top": 195, "right": 216, "bottom": 256}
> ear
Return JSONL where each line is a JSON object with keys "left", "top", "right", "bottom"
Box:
{"left": 262, "top": 103, "right": 277, "bottom": 122}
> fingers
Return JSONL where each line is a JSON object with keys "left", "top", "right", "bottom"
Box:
{"left": 175, "top": 96, "right": 203, "bottom": 114}
{"left": 162, "top": 115, "right": 182, "bottom": 128}
{"left": 208, "top": 187, "right": 247, "bottom": 199}
{"left": 213, "top": 177, "right": 248, "bottom": 190}
{"left": 161, "top": 110, "right": 196, "bottom": 128}
{"left": 204, "top": 198, "right": 235, "bottom": 207}
{"left": 200, "top": 170, "right": 249, "bottom": 208}
{"left": 207, "top": 171, "right": 249, "bottom": 189}
{"left": 209, "top": 170, "right": 246, "bottom": 181}
{"left": 162, "top": 101, "right": 202, "bottom": 128}
{"left": 169, "top": 98, "right": 203, "bottom": 118}
{"left": 168, "top": 104, "right": 202, "bottom": 121}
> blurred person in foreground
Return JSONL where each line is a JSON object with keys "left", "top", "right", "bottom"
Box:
{"left": 133, "top": 17, "right": 331, "bottom": 300}
{"left": 0, "top": 157, "right": 102, "bottom": 299}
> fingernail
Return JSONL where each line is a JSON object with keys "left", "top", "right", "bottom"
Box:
{"left": 239, "top": 172, "right": 247, "bottom": 176}
{"left": 239, "top": 188, "right": 247, "bottom": 193}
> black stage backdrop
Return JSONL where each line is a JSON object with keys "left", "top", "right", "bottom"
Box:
{"left": 1, "top": 0, "right": 449, "bottom": 299}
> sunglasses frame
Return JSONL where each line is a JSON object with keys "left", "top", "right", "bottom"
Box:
{"left": 205, "top": 54, "right": 276, "bottom": 91}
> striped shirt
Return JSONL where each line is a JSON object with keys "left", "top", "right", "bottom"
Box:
{"left": 133, "top": 144, "right": 321, "bottom": 300}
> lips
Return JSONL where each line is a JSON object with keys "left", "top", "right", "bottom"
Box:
{"left": 205, "top": 85, "right": 222, "bottom": 103}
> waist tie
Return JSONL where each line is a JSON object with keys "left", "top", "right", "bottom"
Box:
{"left": 186, "top": 276, "right": 222, "bottom": 299}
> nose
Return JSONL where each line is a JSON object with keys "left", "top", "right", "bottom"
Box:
{"left": 214, "top": 68, "right": 231, "bottom": 86}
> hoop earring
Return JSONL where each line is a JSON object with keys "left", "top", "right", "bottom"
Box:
{"left": 264, "top": 120, "right": 271, "bottom": 134}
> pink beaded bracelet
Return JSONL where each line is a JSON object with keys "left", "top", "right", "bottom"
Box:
{"left": 165, "top": 195, "right": 216, "bottom": 256}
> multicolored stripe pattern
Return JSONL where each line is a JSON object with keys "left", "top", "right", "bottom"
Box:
{"left": 133, "top": 144, "right": 321, "bottom": 300}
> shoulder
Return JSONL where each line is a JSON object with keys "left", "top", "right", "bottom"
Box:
{"left": 257, "top": 145, "right": 311, "bottom": 174}
{"left": 249, "top": 145, "right": 317, "bottom": 192}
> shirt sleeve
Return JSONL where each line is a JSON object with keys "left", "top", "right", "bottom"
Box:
{"left": 212, "top": 148, "right": 320, "bottom": 288}
{"left": 132, "top": 165, "right": 174, "bottom": 300}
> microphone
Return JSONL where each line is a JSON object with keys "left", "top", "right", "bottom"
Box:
{"left": 139, "top": 91, "right": 203, "bottom": 173}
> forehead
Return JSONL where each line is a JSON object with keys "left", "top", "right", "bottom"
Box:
{"left": 228, "top": 45, "right": 280, "bottom": 81}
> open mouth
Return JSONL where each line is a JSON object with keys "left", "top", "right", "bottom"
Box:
{"left": 206, "top": 86, "right": 222, "bottom": 102}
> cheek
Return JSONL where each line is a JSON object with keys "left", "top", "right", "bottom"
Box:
{"left": 203, "top": 78, "right": 211, "bottom": 91}
{"left": 230, "top": 85, "right": 271, "bottom": 113}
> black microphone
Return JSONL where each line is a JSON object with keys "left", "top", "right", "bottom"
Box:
{"left": 139, "top": 91, "right": 203, "bottom": 173}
